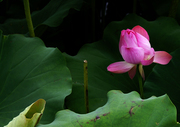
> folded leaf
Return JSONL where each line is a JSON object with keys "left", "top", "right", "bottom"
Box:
{"left": 5, "top": 99, "right": 46, "bottom": 127}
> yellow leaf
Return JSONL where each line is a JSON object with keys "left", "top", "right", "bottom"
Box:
{"left": 4, "top": 99, "right": 46, "bottom": 127}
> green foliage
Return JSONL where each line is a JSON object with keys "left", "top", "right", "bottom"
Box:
{"left": 0, "top": 0, "right": 83, "bottom": 36}
{"left": 139, "top": 0, "right": 180, "bottom": 23}
{"left": 144, "top": 48, "right": 180, "bottom": 120}
{"left": 0, "top": 31, "right": 72, "bottom": 126}
{"left": 0, "top": 0, "right": 180, "bottom": 126}
{"left": 64, "top": 14, "right": 180, "bottom": 115}
{"left": 38, "top": 90, "right": 180, "bottom": 127}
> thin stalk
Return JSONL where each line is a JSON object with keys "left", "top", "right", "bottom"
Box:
{"left": 133, "top": 0, "right": 137, "bottom": 13}
{"left": 138, "top": 65, "right": 144, "bottom": 98}
{"left": 84, "top": 60, "right": 89, "bottom": 113}
{"left": 169, "top": 0, "right": 179, "bottom": 18}
{"left": 23, "top": 0, "right": 35, "bottom": 37}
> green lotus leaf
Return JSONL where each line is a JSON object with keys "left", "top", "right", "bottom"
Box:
{"left": 38, "top": 90, "right": 180, "bottom": 127}
{"left": 0, "top": 30, "right": 72, "bottom": 126}
{"left": 144, "top": 48, "right": 180, "bottom": 121}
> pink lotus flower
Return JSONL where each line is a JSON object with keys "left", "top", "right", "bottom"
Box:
{"left": 107, "top": 25, "right": 172, "bottom": 80}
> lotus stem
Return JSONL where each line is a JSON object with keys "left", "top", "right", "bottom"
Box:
{"left": 84, "top": 60, "right": 89, "bottom": 113}
{"left": 23, "top": 0, "right": 35, "bottom": 37}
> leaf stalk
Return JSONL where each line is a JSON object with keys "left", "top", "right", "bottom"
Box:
{"left": 84, "top": 60, "right": 89, "bottom": 113}
{"left": 23, "top": 0, "right": 35, "bottom": 37}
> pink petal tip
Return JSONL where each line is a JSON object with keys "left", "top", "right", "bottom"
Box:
{"left": 132, "top": 25, "right": 149, "bottom": 41}
{"left": 107, "top": 61, "right": 135, "bottom": 74}
{"left": 153, "top": 51, "right": 172, "bottom": 65}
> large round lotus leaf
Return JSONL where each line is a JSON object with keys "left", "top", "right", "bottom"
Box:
{"left": 0, "top": 0, "right": 83, "bottom": 35}
{"left": 38, "top": 90, "right": 180, "bottom": 127}
{"left": 64, "top": 14, "right": 180, "bottom": 114}
{"left": 144, "top": 48, "right": 180, "bottom": 121}
{"left": 0, "top": 30, "right": 72, "bottom": 126}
